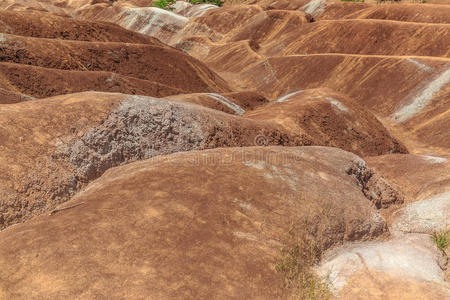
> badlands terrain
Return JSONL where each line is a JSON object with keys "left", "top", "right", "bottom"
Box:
{"left": 0, "top": 0, "right": 449, "bottom": 298}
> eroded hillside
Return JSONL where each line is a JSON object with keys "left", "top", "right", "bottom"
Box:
{"left": 0, "top": 0, "right": 448, "bottom": 299}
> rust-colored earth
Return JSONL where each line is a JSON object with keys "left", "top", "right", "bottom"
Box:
{"left": 0, "top": 0, "right": 449, "bottom": 299}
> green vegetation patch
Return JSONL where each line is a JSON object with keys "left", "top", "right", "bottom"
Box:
{"left": 432, "top": 231, "right": 450, "bottom": 252}
{"left": 153, "top": 0, "right": 176, "bottom": 10}
{"left": 153, "top": 0, "right": 223, "bottom": 10}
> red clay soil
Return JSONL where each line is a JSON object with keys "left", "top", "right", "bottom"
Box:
{"left": 169, "top": 4, "right": 450, "bottom": 122}
{"left": 0, "top": 10, "right": 159, "bottom": 43}
{"left": 0, "top": 92, "right": 311, "bottom": 229}
{"left": 223, "top": 0, "right": 310, "bottom": 10}
{"left": 0, "top": 89, "right": 405, "bottom": 229}
{"left": 322, "top": 3, "right": 450, "bottom": 24}
{"left": 235, "top": 54, "right": 449, "bottom": 152}
{"left": 319, "top": 3, "right": 450, "bottom": 24}
{"left": 182, "top": 1, "right": 449, "bottom": 58}
{"left": 239, "top": 55, "right": 449, "bottom": 115}
{"left": 265, "top": 0, "right": 316, "bottom": 11}
{"left": 316, "top": 2, "right": 373, "bottom": 20}
{"left": 0, "top": 0, "right": 93, "bottom": 14}
{"left": 0, "top": 62, "right": 186, "bottom": 99}
{"left": 0, "top": 6, "right": 233, "bottom": 98}
{"left": 166, "top": 91, "right": 268, "bottom": 115}
{"left": 189, "top": 39, "right": 264, "bottom": 75}
{"left": 401, "top": 84, "right": 450, "bottom": 150}
{"left": 0, "top": 146, "right": 402, "bottom": 299}
{"left": 117, "top": 0, "right": 155, "bottom": 6}
{"left": 167, "top": 93, "right": 241, "bottom": 114}
{"left": 0, "top": 33, "right": 231, "bottom": 95}
{"left": 186, "top": 5, "right": 265, "bottom": 34}
{"left": 366, "top": 153, "right": 450, "bottom": 203}
{"left": 224, "top": 91, "right": 269, "bottom": 110}
{"left": 169, "top": 6, "right": 450, "bottom": 62}
{"left": 0, "top": 87, "right": 34, "bottom": 104}
{"left": 0, "top": 61, "right": 268, "bottom": 105}
{"left": 365, "top": 153, "right": 450, "bottom": 227}
{"left": 245, "top": 88, "right": 407, "bottom": 157}
{"left": 257, "top": 19, "right": 450, "bottom": 58}
{"left": 74, "top": 4, "right": 193, "bottom": 45}
{"left": 0, "top": 1, "right": 448, "bottom": 298}
{"left": 225, "top": 9, "right": 311, "bottom": 45}
{"left": 150, "top": 1, "right": 450, "bottom": 151}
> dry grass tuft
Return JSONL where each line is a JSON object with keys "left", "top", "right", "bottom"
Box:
{"left": 276, "top": 212, "right": 332, "bottom": 299}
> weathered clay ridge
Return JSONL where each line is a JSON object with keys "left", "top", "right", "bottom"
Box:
{"left": 0, "top": 0, "right": 448, "bottom": 298}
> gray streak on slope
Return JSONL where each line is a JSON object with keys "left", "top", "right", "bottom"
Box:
{"left": 208, "top": 93, "right": 245, "bottom": 115}
{"left": 392, "top": 67, "right": 450, "bottom": 123}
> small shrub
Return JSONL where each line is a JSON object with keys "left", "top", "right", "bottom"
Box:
{"left": 376, "top": 0, "right": 401, "bottom": 3}
{"left": 153, "top": 0, "right": 223, "bottom": 10}
{"left": 432, "top": 231, "right": 450, "bottom": 252}
{"left": 374, "top": 0, "right": 428, "bottom": 3}
{"left": 188, "top": 0, "right": 223, "bottom": 6}
{"left": 153, "top": 0, "right": 176, "bottom": 10}
{"left": 341, "top": 0, "right": 365, "bottom": 2}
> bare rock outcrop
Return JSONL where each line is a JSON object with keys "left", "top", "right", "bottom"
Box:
{"left": 0, "top": 92, "right": 309, "bottom": 229}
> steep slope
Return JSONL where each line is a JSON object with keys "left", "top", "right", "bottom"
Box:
{"left": 0, "top": 9, "right": 158, "bottom": 43}
{"left": 0, "top": 33, "right": 230, "bottom": 95}
{"left": 240, "top": 55, "right": 448, "bottom": 112}
{"left": 366, "top": 154, "right": 450, "bottom": 203}
{"left": 76, "top": 3, "right": 220, "bottom": 44}
{"left": 240, "top": 55, "right": 450, "bottom": 152}
{"left": 166, "top": 91, "right": 268, "bottom": 114}
{"left": 268, "top": 20, "right": 450, "bottom": 57}
{"left": 0, "top": 87, "right": 35, "bottom": 104}
{"left": 394, "top": 81, "right": 450, "bottom": 151}
{"left": 320, "top": 3, "right": 450, "bottom": 23}
{"left": 0, "top": 0, "right": 93, "bottom": 15}
{"left": 245, "top": 88, "right": 407, "bottom": 157}
{"left": 0, "top": 62, "right": 185, "bottom": 100}
{"left": 0, "top": 9, "right": 233, "bottom": 100}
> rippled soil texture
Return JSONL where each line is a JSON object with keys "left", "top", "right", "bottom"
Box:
{"left": 0, "top": 0, "right": 449, "bottom": 299}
